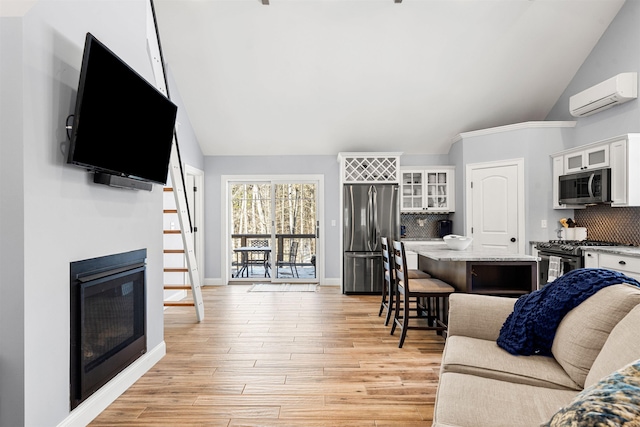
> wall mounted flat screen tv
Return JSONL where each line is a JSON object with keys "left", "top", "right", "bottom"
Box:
{"left": 67, "top": 33, "right": 177, "bottom": 188}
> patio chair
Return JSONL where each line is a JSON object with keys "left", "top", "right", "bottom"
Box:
{"left": 248, "top": 239, "right": 270, "bottom": 277}
{"left": 277, "top": 241, "right": 299, "bottom": 278}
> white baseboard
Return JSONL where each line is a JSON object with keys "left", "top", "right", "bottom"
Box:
{"left": 57, "top": 341, "right": 166, "bottom": 427}
{"left": 204, "top": 278, "right": 340, "bottom": 286}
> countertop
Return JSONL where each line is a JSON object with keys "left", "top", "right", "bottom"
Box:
{"left": 404, "top": 242, "right": 539, "bottom": 262}
{"left": 579, "top": 246, "right": 640, "bottom": 257}
{"left": 529, "top": 241, "right": 640, "bottom": 258}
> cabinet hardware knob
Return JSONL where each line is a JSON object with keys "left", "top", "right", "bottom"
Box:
{"left": 510, "top": 237, "right": 516, "bottom": 242}
{"left": 619, "top": 260, "right": 626, "bottom": 265}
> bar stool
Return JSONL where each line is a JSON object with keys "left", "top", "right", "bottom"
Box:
{"left": 379, "top": 237, "right": 395, "bottom": 326}
{"left": 390, "top": 240, "right": 455, "bottom": 348}
{"left": 379, "top": 237, "right": 432, "bottom": 326}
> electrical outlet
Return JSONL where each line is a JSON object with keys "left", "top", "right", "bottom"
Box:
{"left": 541, "top": 220, "right": 547, "bottom": 229}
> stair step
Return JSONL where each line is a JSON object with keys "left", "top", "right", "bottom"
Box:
{"left": 163, "top": 187, "right": 174, "bottom": 192}
{"left": 164, "top": 301, "right": 195, "bottom": 307}
{"left": 164, "top": 249, "right": 185, "bottom": 254}
{"left": 163, "top": 209, "right": 178, "bottom": 214}
{"left": 164, "top": 230, "right": 181, "bottom": 234}
{"left": 164, "top": 268, "right": 188, "bottom": 273}
{"left": 164, "top": 285, "right": 192, "bottom": 290}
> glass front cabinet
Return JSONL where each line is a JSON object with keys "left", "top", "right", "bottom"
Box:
{"left": 400, "top": 167, "right": 455, "bottom": 212}
{"left": 563, "top": 144, "right": 609, "bottom": 174}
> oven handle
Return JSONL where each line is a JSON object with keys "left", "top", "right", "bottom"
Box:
{"left": 538, "top": 253, "right": 580, "bottom": 265}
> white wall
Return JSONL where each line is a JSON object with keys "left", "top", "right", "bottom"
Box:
{"left": 0, "top": 2, "right": 166, "bottom": 425}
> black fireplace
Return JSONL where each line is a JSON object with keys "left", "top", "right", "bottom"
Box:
{"left": 70, "top": 249, "right": 147, "bottom": 409}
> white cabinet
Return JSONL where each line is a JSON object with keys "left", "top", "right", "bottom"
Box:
{"left": 552, "top": 134, "right": 640, "bottom": 209}
{"left": 598, "top": 253, "right": 640, "bottom": 282}
{"left": 610, "top": 135, "right": 640, "bottom": 207}
{"left": 338, "top": 152, "right": 401, "bottom": 184}
{"left": 564, "top": 144, "right": 609, "bottom": 173}
{"left": 552, "top": 155, "right": 564, "bottom": 209}
{"left": 582, "top": 249, "right": 640, "bottom": 281}
{"left": 400, "top": 167, "right": 455, "bottom": 212}
{"left": 405, "top": 250, "right": 418, "bottom": 270}
{"left": 552, "top": 155, "right": 583, "bottom": 210}
{"left": 583, "top": 250, "right": 599, "bottom": 268}
{"left": 401, "top": 170, "right": 425, "bottom": 210}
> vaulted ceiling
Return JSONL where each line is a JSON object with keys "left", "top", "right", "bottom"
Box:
{"left": 153, "top": 0, "right": 625, "bottom": 156}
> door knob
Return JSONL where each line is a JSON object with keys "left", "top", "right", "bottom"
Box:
{"left": 510, "top": 237, "right": 516, "bottom": 242}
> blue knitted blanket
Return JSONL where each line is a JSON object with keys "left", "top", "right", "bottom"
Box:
{"left": 497, "top": 268, "right": 640, "bottom": 356}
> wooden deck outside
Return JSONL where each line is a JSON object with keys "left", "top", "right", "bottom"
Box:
{"left": 90, "top": 285, "right": 445, "bottom": 426}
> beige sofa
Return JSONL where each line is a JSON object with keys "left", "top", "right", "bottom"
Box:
{"left": 432, "top": 283, "right": 640, "bottom": 427}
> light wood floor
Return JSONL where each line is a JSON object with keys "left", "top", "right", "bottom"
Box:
{"left": 90, "top": 285, "right": 445, "bottom": 426}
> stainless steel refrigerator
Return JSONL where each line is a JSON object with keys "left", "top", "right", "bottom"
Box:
{"left": 343, "top": 184, "right": 400, "bottom": 294}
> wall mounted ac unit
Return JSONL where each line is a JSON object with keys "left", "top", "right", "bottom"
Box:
{"left": 569, "top": 72, "right": 638, "bottom": 117}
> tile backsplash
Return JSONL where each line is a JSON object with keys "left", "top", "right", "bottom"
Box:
{"left": 573, "top": 205, "right": 640, "bottom": 246}
{"left": 400, "top": 213, "right": 450, "bottom": 239}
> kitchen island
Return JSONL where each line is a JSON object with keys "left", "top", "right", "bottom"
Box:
{"left": 404, "top": 242, "right": 539, "bottom": 296}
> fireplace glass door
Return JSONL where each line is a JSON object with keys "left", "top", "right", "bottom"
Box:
{"left": 70, "top": 249, "right": 147, "bottom": 409}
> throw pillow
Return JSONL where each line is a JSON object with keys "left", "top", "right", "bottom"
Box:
{"left": 543, "top": 359, "right": 640, "bottom": 427}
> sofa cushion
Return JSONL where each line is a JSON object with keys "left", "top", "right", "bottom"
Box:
{"left": 498, "top": 269, "right": 640, "bottom": 357}
{"left": 551, "top": 284, "right": 640, "bottom": 388}
{"left": 442, "top": 335, "right": 580, "bottom": 390}
{"left": 447, "top": 293, "right": 517, "bottom": 341}
{"left": 433, "top": 372, "right": 577, "bottom": 427}
{"left": 543, "top": 359, "right": 640, "bottom": 427}
{"left": 585, "top": 304, "right": 640, "bottom": 388}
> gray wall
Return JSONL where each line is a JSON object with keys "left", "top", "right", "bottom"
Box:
{"left": 400, "top": 153, "right": 450, "bottom": 167}
{"left": 447, "top": 0, "right": 640, "bottom": 249}
{"left": 546, "top": 0, "right": 640, "bottom": 144}
{"left": 0, "top": 16, "right": 26, "bottom": 427}
{"left": 167, "top": 66, "right": 205, "bottom": 171}
{"left": 203, "top": 153, "right": 451, "bottom": 282}
{"left": 449, "top": 125, "right": 574, "bottom": 248}
{"left": 0, "top": 2, "right": 166, "bottom": 425}
{"left": 204, "top": 155, "right": 341, "bottom": 280}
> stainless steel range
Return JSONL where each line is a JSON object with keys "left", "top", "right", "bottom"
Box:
{"left": 536, "top": 240, "right": 622, "bottom": 286}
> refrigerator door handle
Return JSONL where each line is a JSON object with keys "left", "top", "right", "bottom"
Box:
{"left": 372, "top": 186, "right": 379, "bottom": 250}
{"left": 345, "top": 252, "right": 381, "bottom": 259}
{"left": 367, "top": 186, "right": 374, "bottom": 251}
{"left": 367, "top": 185, "right": 379, "bottom": 251}
{"left": 346, "top": 186, "right": 354, "bottom": 251}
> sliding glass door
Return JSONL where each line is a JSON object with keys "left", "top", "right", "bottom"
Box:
{"left": 228, "top": 178, "right": 319, "bottom": 283}
{"left": 229, "top": 183, "right": 273, "bottom": 280}
{"left": 272, "top": 182, "right": 317, "bottom": 282}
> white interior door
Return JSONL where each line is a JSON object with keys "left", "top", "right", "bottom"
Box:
{"left": 467, "top": 160, "right": 524, "bottom": 253}
{"left": 185, "top": 165, "right": 205, "bottom": 284}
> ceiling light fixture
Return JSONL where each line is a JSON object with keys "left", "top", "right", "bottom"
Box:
{"left": 395, "top": 0, "right": 402, "bottom": 3}
{"left": 261, "top": 0, "right": 269, "bottom": 4}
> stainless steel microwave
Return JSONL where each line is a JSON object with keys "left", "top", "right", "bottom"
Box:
{"left": 559, "top": 168, "right": 611, "bottom": 205}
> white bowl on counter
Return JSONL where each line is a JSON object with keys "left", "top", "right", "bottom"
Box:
{"left": 443, "top": 234, "right": 473, "bottom": 250}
